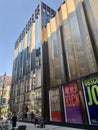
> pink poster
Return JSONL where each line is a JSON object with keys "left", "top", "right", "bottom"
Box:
{"left": 63, "top": 82, "right": 83, "bottom": 124}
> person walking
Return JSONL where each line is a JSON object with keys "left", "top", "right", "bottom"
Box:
{"left": 34, "top": 112, "right": 39, "bottom": 127}
{"left": 12, "top": 112, "right": 17, "bottom": 130}
{"left": 30, "top": 111, "right": 34, "bottom": 122}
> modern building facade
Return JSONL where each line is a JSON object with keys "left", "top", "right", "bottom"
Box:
{"left": 42, "top": 0, "right": 98, "bottom": 126}
{"left": 11, "top": 2, "right": 55, "bottom": 118}
{"left": 11, "top": 0, "right": 98, "bottom": 127}
{"left": 0, "top": 75, "right": 12, "bottom": 118}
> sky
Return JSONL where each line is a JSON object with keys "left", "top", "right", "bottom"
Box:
{"left": 0, "top": 0, "right": 64, "bottom": 76}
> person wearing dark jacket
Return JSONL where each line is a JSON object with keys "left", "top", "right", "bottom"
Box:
{"left": 39, "top": 116, "right": 45, "bottom": 128}
{"left": 34, "top": 112, "right": 39, "bottom": 127}
{"left": 12, "top": 112, "right": 17, "bottom": 129}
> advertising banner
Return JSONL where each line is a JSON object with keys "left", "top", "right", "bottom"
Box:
{"left": 49, "top": 88, "right": 62, "bottom": 122}
{"left": 63, "top": 82, "right": 83, "bottom": 124}
{"left": 82, "top": 74, "right": 98, "bottom": 125}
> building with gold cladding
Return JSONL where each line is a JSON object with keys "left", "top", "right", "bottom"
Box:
{"left": 42, "top": 0, "right": 98, "bottom": 86}
{"left": 11, "top": 0, "right": 98, "bottom": 127}
{"left": 42, "top": 0, "right": 98, "bottom": 125}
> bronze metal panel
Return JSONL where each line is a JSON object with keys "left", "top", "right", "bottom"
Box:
{"left": 89, "top": 0, "right": 98, "bottom": 28}
{"left": 76, "top": 2, "right": 97, "bottom": 73}
{"left": 83, "top": 0, "right": 98, "bottom": 64}
{"left": 61, "top": 3, "right": 68, "bottom": 20}
{"left": 61, "top": 21, "right": 78, "bottom": 80}
{"left": 66, "top": 0, "right": 76, "bottom": 14}
{"left": 47, "top": 15, "right": 66, "bottom": 86}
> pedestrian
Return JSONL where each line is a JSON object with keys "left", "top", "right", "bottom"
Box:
{"left": 39, "top": 115, "right": 45, "bottom": 128}
{"left": 34, "top": 112, "right": 39, "bottom": 127}
{"left": 12, "top": 112, "right": 17, "bottom": 130}
{"left": 30, "top": 111, "right": 34, "bottom": 122}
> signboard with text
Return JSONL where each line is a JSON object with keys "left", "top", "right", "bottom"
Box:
{"left": 82, "top": 74, "right": 98, "bottom": 125}
{"left": 63, "top": 82, "right": 83, "bottom": 124}
{"left": 49, "top": 88, "right": 62, "bottom": 122}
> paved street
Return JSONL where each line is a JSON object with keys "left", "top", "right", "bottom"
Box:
{"left": 8, "top": 121, "right": 86, "bottom": 130}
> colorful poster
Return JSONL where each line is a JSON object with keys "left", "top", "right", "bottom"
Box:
{"left": 49, "top": 88, "right": 62, "bottom": 122}
{"left": 82, "top": 74, "right": 98, "bottom": 125}
{"left": 63, "top": 82, "right": 83, "bottom": 124}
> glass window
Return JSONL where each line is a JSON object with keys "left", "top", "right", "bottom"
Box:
{"left": 27, "top": 29, "right": 31, "bottom": 47}
{"left": 43, "top": 8, "right": 46, "bottom": 13}
{"left": 21, "top": 39, "right": 24, "bottom": 51}
{"left": 42, "top": 12, "right": 50, "bottom": 27}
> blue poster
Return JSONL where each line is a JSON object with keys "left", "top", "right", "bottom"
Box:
{"left": 82, "top": 74, "right": 98, "bottom": 125}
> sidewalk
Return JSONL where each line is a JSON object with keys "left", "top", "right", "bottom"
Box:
{"left": 9, "top": 121, "right": 86, "bottom": 130}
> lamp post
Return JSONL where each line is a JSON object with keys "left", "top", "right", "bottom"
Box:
{"left": 0, "top": 72, "right": 6, "bottom": 119}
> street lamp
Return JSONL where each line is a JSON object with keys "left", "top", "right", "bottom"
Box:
{"left": 0, "top": 72, "right": 6, "bottom": 119}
